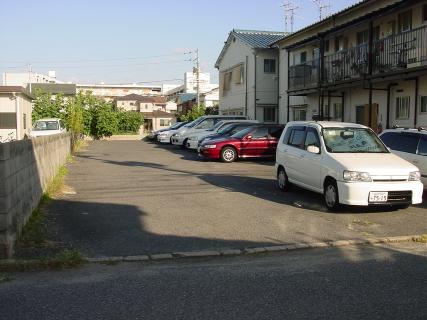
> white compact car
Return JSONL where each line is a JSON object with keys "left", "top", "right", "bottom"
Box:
{"left": 275, "top": 121, "right": 423, "bottom": 210}
{"left": 156, "top": 121, "right": 189, "bottom": 143}
{"left": 186, "top": 120, "right": 258, "bottom": 150}
{"left": 171, "top": 115, "right": 247, "bottom": 147}
{"left": 379, "top": 127, "right": 427, "bottom": 188}
{"left": 31, "top": 118, "right": 67, "bottom": 137}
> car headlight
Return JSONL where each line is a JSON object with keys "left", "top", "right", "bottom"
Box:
{"left": 203, "top": 144, "right": 216, "bottom": 149}
{"left": 173, "top": 133, "right": 181, "bottom": 138}
{"left": 343, "top": 170, "right": 372, "bottom": 182}
{"left": 409, "top": 171, "right": 421, "bottom": 181}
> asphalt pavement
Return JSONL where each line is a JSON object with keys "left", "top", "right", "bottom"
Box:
{"left": 2, "top": 242, "right": 427, "bottom": 320}
{"left": 44, "top": 140, "right": 427, "bottom": 258}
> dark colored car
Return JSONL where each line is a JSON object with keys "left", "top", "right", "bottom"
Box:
{"left": 199, "top": 124, "right": 285, "bottom": 162}
{"left": 199, "top": 122, "right": 259, "bottom": 146}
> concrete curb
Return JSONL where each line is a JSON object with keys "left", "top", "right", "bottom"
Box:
{"left": 85, "top": 234, "right": 427, "bottom": 264}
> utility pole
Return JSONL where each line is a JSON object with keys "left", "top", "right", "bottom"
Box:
{"left": 28, "top": 63, "right": 32, "bottom": 93}
{"left": 281, "top": 1, "right": 299, "bottom": 33}
{"left": 195, "top": 49, "right": 200, "bottom": 106}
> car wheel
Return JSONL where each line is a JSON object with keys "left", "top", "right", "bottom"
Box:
{"left": 277, "top": 167, "right": 290, "bottom": 191}
{"left": 221, "top": 147, "right": 237, "bottom": 163}
{"left": 324, "top": 180, "right": 340, "bottom": 211}
{"left": 181, "top": 138, "right": 188, "bottom": 149}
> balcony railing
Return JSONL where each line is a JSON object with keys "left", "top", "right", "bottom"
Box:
{"left": 373, "top": 25, "right": 427, "bottom": 74}
{"left": 288, "top": 25, "right": 427, "bottom": 91}
{"left": 289, "top": 60, "right": 318, "bottom": 90}
{"left": 323, "top": 43, "right": 368, "bottom": 84}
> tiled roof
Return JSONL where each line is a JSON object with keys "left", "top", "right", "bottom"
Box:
{"left": 233, "top": 29, "right": 286, "bottom": 49}
{"left": 115, "top": 94, "right": 167, "bottom": 104}
{"left": 142, "top": 110, "right": 175, "bottom": 119}
{"left": 215, "top": 29, "right": 286, "bottom": 68}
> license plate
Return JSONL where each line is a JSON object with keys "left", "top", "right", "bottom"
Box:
{"left": 369, "top": 192, "right": 388, "bottom": 202}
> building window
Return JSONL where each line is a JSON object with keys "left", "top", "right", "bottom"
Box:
{"left": 145, "top": 104, "right": 148, "bottom": 109}
{"left": 300, "top": 52, "right": 307, "bottom": 64}
{"left": 23, "top": 113, "right": 27, "bottom": 129}
{"left": 396, "top": 96, "right": 410, "bottom": 119}
{"left": 324, "top": 40, "right": 330, "bottom": 52}
{"left": 334, "top": 36, "right": 348, "bottom": 52}
{"left": 223, "top": 71, "right": 232, "bottom": 91}
{"left": 263, "top": 107, "right": 276, "bottom": 122}
{"left": 357, "top": 30, "right": 368, "bottom": 45}
{"left": 420, "top": 96, "right": 427, "bottom": 113}
{"left": 264, "top": 59, "right": 276, "bottom": 73}
{"left": 233, "top": 64, "right": 244, "bottom": 84}
{"left": 333, "top": 103, "right": 342, "bottom": 120}
{"left": 292, "top": 108, "right": 307, "bottom": 121}
{"left": 160, "top": 119, "right": 170, "bottom": 127}
{"left": 398, "top": 10, "right": 412, "bottom": 33}
{"left": 0, "top": 112, "right": 17, "bottom": 129}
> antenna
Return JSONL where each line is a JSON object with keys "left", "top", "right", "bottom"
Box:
{"left": 281, "top": 1, "right": 299, "bottom": 33}
{"left": 312, "top": 0, "right": 331, "bottom": 21}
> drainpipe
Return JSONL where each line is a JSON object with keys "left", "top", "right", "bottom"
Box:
{"left": 386, "top": 83, "right": 398, "bottom": 129}
{"left": 287, "top": 50, "right": 290, "bottom": 122}
{"left": 414, "top": 77, "right": 419, "bottom": 128}
{"left": 318, "top": 35, "right": 325, "bottom": 120}
{"left": 327, "top": 91, "right": 331, "bottom": 120}
{"left": 277, "top": 50, "right": 280, "bottom": 124}
{"left": 341, "top": 92, "right": 345, "bottom": 122}
{"left": 254, "top": 52, "right": 257, "bottom": 120}
{"left": 368, "top": 20, "right": 373, "bottom": 129}
{"left": 245, "top": 55, "right": 248, "bottom": 117}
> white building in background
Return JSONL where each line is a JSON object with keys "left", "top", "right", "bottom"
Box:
{"left": 77, "top": 83, "right": 164, "bottom": 101}
{"left": 165, "top": 72, "right": 218, "bottom": 102}
{"left": 215, "top": 29, "right": 286, "bottom": 122}
{"left": 2, "top": 71, "right": 60, "bottom": 87}
{"left": 200, "top": 87, "right": 219, "bottom": 107}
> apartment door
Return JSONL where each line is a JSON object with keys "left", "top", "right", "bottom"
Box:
{"left": 355, "top": 104, "right": 378, "bottom": 131}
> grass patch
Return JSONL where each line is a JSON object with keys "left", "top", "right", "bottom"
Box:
{"left": 413, "top": 235, "right": 427, "bottom": 243}
{"left": 0, "top": 273, "right": 13, "bottom": 283}
{"left": 73, "top": 139, "right": 88, "bottom": 152}
{"left": 0, "top": 249, "right": 86, "bottom": 272}
{"left": 17, "top": 164, "right": 68, "bottom": 248}
{"left": 45, "top": 166, "right": 68, "bottom": 197}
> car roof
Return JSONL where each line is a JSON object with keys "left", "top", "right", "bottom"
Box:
{"left": 35, "top": 118, "right": 61, "bottom": 121}
{"left": 287, "top": 121, "right": 367, "bottom": 129}
{"left": 380, "top": 127, "right": 427, "bottom": 135}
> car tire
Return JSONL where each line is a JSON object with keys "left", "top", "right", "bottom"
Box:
{"left": 181, "top": 138, "right": 188, "bottom": 149}
{"left": 324, "top": 180, "right": 340, "bottom": 211}
{"left": 277, "top": 167, "right": 290, "bottom": 191}
{"left": 221, "top": 147, "right": 237, "bottom": 163}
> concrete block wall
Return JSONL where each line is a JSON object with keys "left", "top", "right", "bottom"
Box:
{"left": 0, "top": 133, "right": 71, "bottom": 258}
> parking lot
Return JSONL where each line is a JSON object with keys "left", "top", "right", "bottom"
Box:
{"left": 50, "top": 140, "right": 427, "bottom": 258}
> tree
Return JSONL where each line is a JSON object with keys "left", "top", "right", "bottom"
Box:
{"left": 32, "top": 89, "right": 66, "bottom": 122}
{"left": 91, "top": 103, "right": 118, "bottom": 139}
{"left": 179, "top": 104, "right": 206, "bottom": 121}
{"left": 116, "top": 110, "right": 144, "bottom": 133}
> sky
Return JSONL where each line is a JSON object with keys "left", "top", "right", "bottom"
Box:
{"left": 0, "top": 0, "right": 359, "bottom": 86}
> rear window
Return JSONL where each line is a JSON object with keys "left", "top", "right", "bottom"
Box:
{"left": 381, "top": 132, "right": 419, "bottom": 154}
{"left": 33, "top": 120, "right": 59, "bottom": 131}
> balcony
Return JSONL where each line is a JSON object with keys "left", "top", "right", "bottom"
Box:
{"left": 288, "top": 60, "right": 318, "bottom": 91}
{"left": 323, "top": 43, "right": 368, "bottom": 84}
{"left": 373, "top": 25, "right": 427, "bottom": 74}
{"left": 288, "top": 25, "right": 427, "bottom": 92}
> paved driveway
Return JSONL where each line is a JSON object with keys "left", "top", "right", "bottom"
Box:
{"left": 50, "top": 140, "right": 427, "bottom": 257}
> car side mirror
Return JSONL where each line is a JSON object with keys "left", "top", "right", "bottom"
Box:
{"left": 246, "top": 135, "right": 253, "bottom": 140}
{"left": 307, "top": 145, "right": 320, "bottom": 154}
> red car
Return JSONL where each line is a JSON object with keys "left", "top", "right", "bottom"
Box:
{"left": 199, "top": 124, "right": 284, "bottom": 162}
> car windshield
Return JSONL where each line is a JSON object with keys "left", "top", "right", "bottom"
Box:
{"left": 322, "top": 127, "right": 388, "bottom": 153}
{"left": 33, "top": 121, "right": 59, "bottom": 131}
{"left": 217, "top": 124, "right": 236, "bottom": 134}
{"left": 231, "top": 127, "right": 254, "bottom": 139}
{"left": 209, "top": 121, "right": 226, "bottom": 132}
{"left": 184, "top": 120, "right": 198, "bottom": 128}
{"left": 170, "top": 122, "right": 183, "bottom": 129}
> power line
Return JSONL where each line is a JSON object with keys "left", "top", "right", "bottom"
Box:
{"left": 0, "top": 52, "right": 193, "bottom": 65}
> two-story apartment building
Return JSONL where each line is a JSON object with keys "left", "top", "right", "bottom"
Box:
{"left": 215, "top": 29, "right": 286, "bottom": 122}
{"left": 273, "top": 0, "right": 427, "bottom": 131}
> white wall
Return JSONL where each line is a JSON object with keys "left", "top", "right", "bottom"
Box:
{"left": 0, "top": 93, "right": 32, "bottom": 140}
